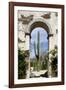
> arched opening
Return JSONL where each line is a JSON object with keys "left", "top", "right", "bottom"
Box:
{"left": 26, "top": 20, "right": 54, "bottom": 78}
{"left": 18, "top": 14, "right": 58, "bottom": 79}
{"left": 30, "top": 21, "right": 49, "bottom": 34}
{"left": 30, "top": 27, "right": 48, "bottom": 59}
{"left": 29, "top": 27, "right": 49, "bottom": 78}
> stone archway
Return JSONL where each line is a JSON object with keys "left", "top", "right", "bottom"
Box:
{"left": 28, "top": 18, "right": 52, "bottom": 34}
{"left": 27, "top": 18, "right": 53, "bottom": 78}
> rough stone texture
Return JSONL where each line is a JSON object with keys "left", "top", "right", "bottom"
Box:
{"left": 18, "top": 11, "right": 58, "bottom": 51}
{"left": 18, "top": 11, "right": 58, "bottom": 78}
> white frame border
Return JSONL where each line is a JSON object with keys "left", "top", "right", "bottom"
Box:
{"left": 14, "top": 6, "right": 62, "bottom": 84}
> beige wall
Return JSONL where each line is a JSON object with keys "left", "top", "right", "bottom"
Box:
{"left": 18, "top": 11, "right": 58, "bottom": 51}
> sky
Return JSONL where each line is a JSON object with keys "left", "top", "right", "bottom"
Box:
{"left": 30, "top": 27, "right": 48, "bottom": 59}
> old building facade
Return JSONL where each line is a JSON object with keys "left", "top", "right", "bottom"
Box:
{"left": 18, "top": 10, "right": 58, "bottom": 78}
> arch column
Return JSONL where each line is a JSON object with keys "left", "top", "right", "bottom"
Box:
{"left": 27, "top": 18, "right": 53, "bottom": 78}
{"left": 48, "top": 34, "right": 53, "bottom": 77}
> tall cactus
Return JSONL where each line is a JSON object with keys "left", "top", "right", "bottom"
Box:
{"left": 34, "top": 31, "right": 40, "bottom": 59}
{"left": 34, "top": 31, "right": 40, "bottom": 71}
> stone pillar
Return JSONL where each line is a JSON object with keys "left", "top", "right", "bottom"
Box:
{"left": 25, "top": 35, "right": 30, "bottom": 78}
{"left": 26, "top": 58, "right": 30, "bottom": 78}
{"left": 48, "top": 53, "right": 52, "bottom": 78}
{"left": 48, "top": 34, "right": 53, "bottom": 78}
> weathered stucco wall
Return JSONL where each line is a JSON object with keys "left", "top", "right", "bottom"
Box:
{"left": 18, "top": 11, "right": 58, "bottom": 51}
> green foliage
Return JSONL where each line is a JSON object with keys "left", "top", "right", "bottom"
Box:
{"left": 30, "top": 61, "right": 34, "bottom": 67}
{"left": 52, "top": 56, "right": 57, "bottom": 76}
{"left": 41, "top": 62, "right": 47, "bottom": 70}
{"left": 49, "top": 46, "right": 58, "bottom": 77}
{"left": 41, "top": 53, "right": 49, "bottom": 70}
{"left": 30, "top": 60, "right": 37, "bottom": 71}
{"left": 18, "top": 49, "right": 26, "bottom": 79}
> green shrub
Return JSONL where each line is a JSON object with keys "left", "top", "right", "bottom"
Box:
{"left": 18, "top": 49, "right": 26, "bottom": 79}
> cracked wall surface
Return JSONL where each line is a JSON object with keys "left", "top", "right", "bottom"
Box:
{"left": 18, "top": 10, "right": 58, "bottom": 51}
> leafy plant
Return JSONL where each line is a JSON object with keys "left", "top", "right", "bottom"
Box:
{"left": 18, "top": 49, "right": 26, "bottom": 79}
{"left": 49, "top": 46, "right": 58, "bottom": 77}
{"left": 41, "top": 53, "right": 49, "bottom": 70}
